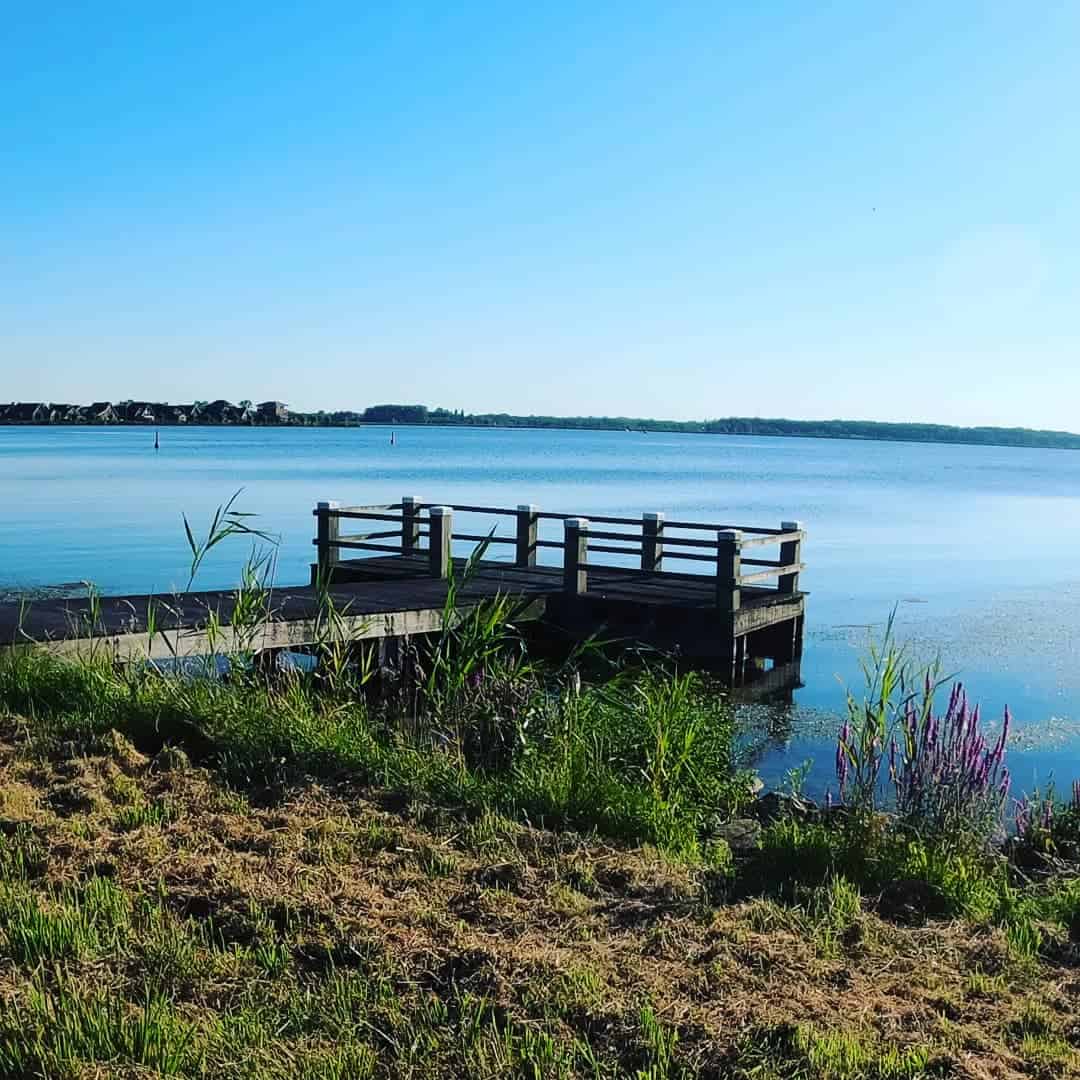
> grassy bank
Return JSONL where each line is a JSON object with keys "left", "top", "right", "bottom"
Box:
{"left": 1, "top": 621, "right": 1080, "bottom": 1076}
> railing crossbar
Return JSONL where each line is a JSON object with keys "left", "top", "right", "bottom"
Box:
{"left": 737, "top": 563, "right": 805, "bottom": 584}
{"left": 410, "top": 502, "right": 518, "bottom": 517}
{"left": 534, "top": 510, "right": 656, "bottom": 527}
{"left": 585, "top": 529, "right": 646, "bottom": 543}
{"left": 328, "top": 510, "right": 407, "bottom": 523}
{"left": 662, "top": 550, "right": 716, "bottom": 564}
{"left": 589, "top": 542, "right": 641, "bottom": 557}
{"left": 662, "top": 519, "right": 784, "bottom": 534}
{"left": 739, "top": 531, "right": 804, "bottom": 549}
{"left": 340, "top": 529, "right": 402, "bottom": 543}
{"left": 646, "top": 533, "right": 719, "bottom": 549}
{"left": 329, "top": 503, "right": 399, "bottom": 514}
{"left": 453, "top": 532, "right": 516, "bottom": 545}
{"left": 314, "top": 539, "right": 404, "bottom": 555}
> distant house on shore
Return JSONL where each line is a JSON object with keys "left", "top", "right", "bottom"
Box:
{"left": 0, "top": 397, "right": 292, "bottom": 426}
{"left": 88, "top": 402, "right": 119, "bottom": 423}
{"left": 203, "top": 400, "right": 239, "bottom": 424}
{"left": 115, "top": 401, "right": 152, "bottom": 423}
{"left": 6, "top": 403, "right": 49, "bottom": 423}
{"left": 257, "top": 401, "right": 289, "bottom": 423}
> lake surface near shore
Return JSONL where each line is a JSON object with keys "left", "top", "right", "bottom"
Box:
{"left": 4, "top": 423, "right": 1080, "bottom": 795}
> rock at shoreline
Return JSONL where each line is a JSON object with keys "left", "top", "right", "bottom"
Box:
{"left": 753, "top": 790, "right": 819, "bottom": 824}
{"left": 709, "top": 818, "right": 762, "bottom": 852}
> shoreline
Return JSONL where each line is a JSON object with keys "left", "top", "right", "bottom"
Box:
{"left": 4, "top": 417, "right": 1080, "bottom": 453}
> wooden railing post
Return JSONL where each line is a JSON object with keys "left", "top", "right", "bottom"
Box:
{"left": 716, "top": 529, "right": 742, "bottom": 612}
{"left": 778, "top": 520, "right": 803, "bottom": 595}
{"left": 563, "top": 518, "right": 588, "bottom": 596}
{"left": 316, "top": 501, "right": 341, "bottom": 581}
{"left": 516, "top": 504, "right": 539, "bottom": 567}
{"left": 402, "top": 495, "right": 422, "bottom": 554}
{"left": 641, "top": 512, "right": 664, "bottom": 573}
{"left": 429, "top": 506, "right": 453, "bottom": 579}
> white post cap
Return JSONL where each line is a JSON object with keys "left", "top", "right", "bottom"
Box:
{"left": 781, "top": 520, "right": 803, "bottom": 531}
{"left": 518, "top": 503, "right": 538, "bottom": 512}
{"left": 429, "top": 505, "right": 452, "bottom": 517}
{"left": 317, "top": 500, "right": 340, "bottom": 510}
{"left": 643, "top": 512, "right": 665, "bottom": 522}
{"left": 718, "top": 529, "right": 742, "bottom": 541}
{"left": 565, "top": 517, "right": 589, "bottom": 529}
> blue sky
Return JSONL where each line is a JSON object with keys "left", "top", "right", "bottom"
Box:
{"left": 3, "top": 2, "right": 1078, "bottom": 426}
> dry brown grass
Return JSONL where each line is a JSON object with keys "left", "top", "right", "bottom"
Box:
{"left": 0, "top": 716, "right": 1078, "bottom": 1078}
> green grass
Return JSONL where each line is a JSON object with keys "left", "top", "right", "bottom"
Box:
{"left": 116, "top": 795, "right": 178, "bottom": 831}
{"left": 1006, "top": 1001, "right": 1076, "bottom": 1075}
{"left": 732, "top": 1024, "right": 940, "bottom": 1080}
{"left": 0, "top": 823, "right": 46, "bottom": 880}
{"left": 0, "top": 876, "right": 130, "bottom": 965}
{"left": 0, "top": 645, "right": 750, "bottom": 858}
{"left": 0, "top": 985, "right": 201, "bottom": 1078}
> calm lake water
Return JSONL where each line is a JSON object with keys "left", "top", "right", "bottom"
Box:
{"left": 3, "top": 424, "right": 1080, "bottom": 794}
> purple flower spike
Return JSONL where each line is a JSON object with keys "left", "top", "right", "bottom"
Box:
{"left": 887, "top": 679, "right": 1010, "bottom": 846}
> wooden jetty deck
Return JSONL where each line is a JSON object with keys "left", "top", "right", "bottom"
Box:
{"left": 0, "top": 498, "right": 807, "bottom": 686}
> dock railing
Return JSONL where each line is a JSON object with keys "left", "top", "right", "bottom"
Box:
{"left": 314, "top": 498, "right": 804, "bottom": 609}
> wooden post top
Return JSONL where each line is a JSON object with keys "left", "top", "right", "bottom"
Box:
{"left": 316, "top": 500, "right": 340, "bottom": 510}
{"left": 565, "top": 517, "right": 589, "bottom": 529}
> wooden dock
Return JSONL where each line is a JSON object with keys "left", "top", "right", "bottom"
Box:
{"left": 0, "top": 498, "right": 806, "bottom": 687}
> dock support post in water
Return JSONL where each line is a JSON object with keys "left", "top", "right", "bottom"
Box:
{"left": 402, "top": 496, "right": 422, "bottom": 554}
{"left": 316, "top": 501, "right": 341, "bottom": 581}
{"left": 564, "top": 518, "right": 588, "bottom": 595}
{"left": 778, "top": 520, "right": 803, "bottom": 595}
{"left": 641, "top": 512, "right": 664, "bottom": 572}
{"left": 516, "top": 504, "right": 539, "bottom": 567}
{"left": 716, "top": 529, "right": 742, "bottom": 612}
{"left": 716, "top": 529, "right": 742, "bottom": 682}
{"left": 429, "top": 506, "right": 453, "bottom": 579}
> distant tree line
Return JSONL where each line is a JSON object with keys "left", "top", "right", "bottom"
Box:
{"left": 4, "top": 398, "right": 1079, "bottom": 450}
{"left": 350, "top": 405, "right": 1080, "bottom": 451}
